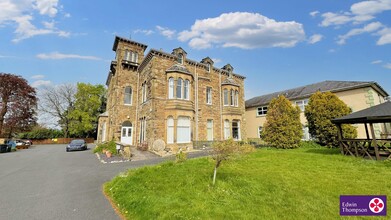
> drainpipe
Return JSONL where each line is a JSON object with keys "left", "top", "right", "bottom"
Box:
{"left": 195, "top": 65, "right": 199, "bottom": 142}
{"left": 135, "top": 61, "right": 141, "bottom": 146}
{"left": 219, "top": 70, "right": 223, "bottom": 140}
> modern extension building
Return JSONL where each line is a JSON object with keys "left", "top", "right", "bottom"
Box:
{"left": 245, "top": 81, "right": 389, "bottom": 140}
{"left": 97, "top": 36, "right": 246, "bottom": 154}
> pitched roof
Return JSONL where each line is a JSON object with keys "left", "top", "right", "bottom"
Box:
{"left": 332, "top": 101, "right": 391, "bottom": 124}
{"left": 245, "top": 80, "right": 389, "bottom": 109}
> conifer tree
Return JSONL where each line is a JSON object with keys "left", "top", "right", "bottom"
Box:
{"left": 262, "top": 95, "right": 302, "bottom": 148}
{"left": 305, "top": 91, "right": 357, "bottom": 147}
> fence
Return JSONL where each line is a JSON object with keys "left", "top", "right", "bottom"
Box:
{"left": 32, "top": 138, "right": 95, "bottom": 145}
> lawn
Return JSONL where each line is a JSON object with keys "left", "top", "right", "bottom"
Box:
{"left": 104, "top": 146, "right": 391, "bottom": 220}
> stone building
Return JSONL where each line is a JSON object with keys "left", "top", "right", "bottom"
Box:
{"left": 97, "top": 36, "right": 246, "bottom": 154}
{"left": 245, "top": 80, "right": 389, "bottom": 140}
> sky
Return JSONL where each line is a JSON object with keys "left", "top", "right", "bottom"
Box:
{"left": 1, "top": 0, "right": 390, "bottom": 100}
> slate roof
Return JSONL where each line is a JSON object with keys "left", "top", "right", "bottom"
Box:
{"left": 332, "top": 101, "right": 391, "bottom": 124}
{"left": 166, "top": 64, "right": 193, "bottom": 76}
{"left": 245, "top": 80, "right": 389, "bottom": 109}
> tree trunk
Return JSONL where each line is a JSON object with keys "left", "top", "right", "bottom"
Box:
{"left": 213, "top": 166, "right": 218, "bottom": 185}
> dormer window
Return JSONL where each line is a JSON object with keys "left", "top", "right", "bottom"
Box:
{"left": 178, "top": 53, "right": 183, "bottom": 64}
{"left": 207, "top": 63, "right": 210, "bottom": 72}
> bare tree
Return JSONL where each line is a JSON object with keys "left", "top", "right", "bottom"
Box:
{"left": 39, "top": 84, "right": 76, "bottom": 138}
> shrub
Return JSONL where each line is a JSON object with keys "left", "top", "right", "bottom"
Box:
{"left": 94, "top": 140, "right": 118, "bottom": 155}
{"left": 175, "top": 150, "right": 188, "bottom": 163}
{"left": 305, "top": 91, "right": 357, "bottom": 147}
{"left": 262, "top": 95, "right": 302, "bottom": 149}
{"left": 18, "top": 127, "right": 64, "bottom": 139}
{"left": 299, "top": 141, "right": 322, "bottom": 149}
{"left": 211, "top": 139, "right": 255, "bottom": 185}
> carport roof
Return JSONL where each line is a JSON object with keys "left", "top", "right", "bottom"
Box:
{"left": 332, "top": 101, "right": 391, "bottom": 124}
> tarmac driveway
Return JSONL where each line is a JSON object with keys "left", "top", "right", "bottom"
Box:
{"left": 0, "top": 144, "right": 209, "bottom": 220}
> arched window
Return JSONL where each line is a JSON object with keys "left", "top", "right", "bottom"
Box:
{"left": 167, "top": 117, "right": 174, "bottom": 144}
{"left": 176, "top": 78, "right": 183, "bottom": 99}
{"left": 178, "top": 53, "right": 183, "bottom": 64}
{"left": 184, "top": 80, "right": 189, "bottom": 100}
{"left": 124, "top": 49, "right": 131, "bottom": 61}
{"left": 224, "top": 119, "right": 230, "bottom": 140}
{"left": 230, "top": 89, "right": 234, "bottom": 106}
{"left": 168, "top": 78, "right": 174, "bottom": 99}
{"left": 124, "top": 86, "right": 132, "bottom": 105}
{"left": 235, "top": 90, "right": 239, "bottom": 107}
{"left": 132, "top": 52, "right": 138, "bottom": 63}
{"left": 223, "top": 89, "right": 229, "bottom": 106}
{"left": 177, "top": 116, "right": 191, "bottom": 143}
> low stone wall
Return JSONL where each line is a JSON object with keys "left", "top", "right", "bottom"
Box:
{"left": 32, "top": 138, "right": 95, "bottom": 145}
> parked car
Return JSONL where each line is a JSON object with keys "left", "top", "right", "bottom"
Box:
{"left": 66, "top": 139, "right": 87, "bottom": 152}
{"left": 15, "top": 140, "right": 28, "bottom": 146}
{"left": 22, "top": 140, "right": 33, "bottom": 145}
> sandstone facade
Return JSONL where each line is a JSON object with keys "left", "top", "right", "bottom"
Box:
{"left": 97, "top": 36, "right": 246, "bottom": 155}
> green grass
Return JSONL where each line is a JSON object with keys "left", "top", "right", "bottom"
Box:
{"left": 104, "top": 147, "right": 391, "bottom": 220}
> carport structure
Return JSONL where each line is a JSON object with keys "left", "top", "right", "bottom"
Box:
{"left": 332, "top": 101, "right": 391, "bottom": 160}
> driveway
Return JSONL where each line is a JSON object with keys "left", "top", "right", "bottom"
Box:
{"left": 0, "top": 144, "right": 208, "bottom": 220}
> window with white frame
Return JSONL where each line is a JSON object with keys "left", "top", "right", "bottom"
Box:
{"left": 257, "top": 106, "right": 268, "bottom": 116}
{"left": 295, "top": 99, "right": 308, "bottom": 112}
{"left": 177, "top": 116, "right": 191, "bottom": 143}
{"left": 184, "top": 80, "right": 189, "bottom": 100}
{"left": 206, "top": 87, "right": 212, "bottom": 104}
{"left": 207, "top": 119, "right": 213, "bottom": 141}
{"left": 258, "top": 126, "right": 263, "bottom": 138}
{"left": 224, "top": 119, "right": 230, "bottom": 139}
{"left": 131, "top": 52, "right": 138, "bottom": 63}
{"left": 142, "top": 82, "right": 147, "bottom": 102}
{"left": 168, "top": 78, "right": 174, "bottom": 99}
{"left": 176, "top": 78, "right": 183, "bottom": 99}
{"left": 124, "top": 50, "right": 131, "bottom": 61}
{"left": 167, "top": 117, "right": 174, "bottom": 144}
{"left": 232, "top": 121, "right": 240, "bottom": 140}
{"left": 124, "top": 86, "right": 132, "bottom": 105}
{"left": 139, "top": 117, "right": 146, "bottom": 143}
{"left": 235, "top": 90, "right": 239, "bottom": 107}
{"left": 230, "top": 89, "right": 234, "bottom": 106}
{"left": 223, "top": 89, "right": 229, "bottom": 106}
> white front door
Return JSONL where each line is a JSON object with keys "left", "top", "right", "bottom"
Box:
{"left": 120, "top": 126, "right": 132, "bottom": 145}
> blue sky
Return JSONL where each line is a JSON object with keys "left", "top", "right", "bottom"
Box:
{"left": 1, "top": 0, "right": 390, "bottom": 99}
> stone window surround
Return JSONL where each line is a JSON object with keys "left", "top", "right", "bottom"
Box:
{"left": 167, "top": 75, "right": 192, "bottom": 101}
{"left": 206, "top": 87, "right": 212, "bottom": 105}
{"left": 223, "top": 87, "right": 240, "bottom": 107}
{"left": 124, "top": 49, "right": 138, "bottom": 63}
{"left": 124, "top": 86, "right": 132, "bottom": 105}
{"left": 166, "top": 115, "right": 192, "bottom": 144}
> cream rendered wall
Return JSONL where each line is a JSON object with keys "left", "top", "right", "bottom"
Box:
{"left": 245, "top": 86, "right": 386, "bottom": 139}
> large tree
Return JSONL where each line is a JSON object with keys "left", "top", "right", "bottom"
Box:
{"left": 39, "top": 84, "right": 76, "bottom": 138}
{"left": 262, "top": 95, "right": 302, "bottom": 148}
{"left": 0, "top": 73, "right": 37, "bottom": 137}
{"left": 69, "top": 83, "right": 106, "bottom": 138}
{"left": 305, "top": 91, "right": 357, "bottom": 147}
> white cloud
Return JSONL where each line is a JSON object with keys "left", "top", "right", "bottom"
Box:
{"left": 308, "top": 34, "right": 323, "bottom": 44}
{"left": 310, "top": 11, "right": 319, "bottom": 17}
{"left": 134, "top": 29, "right": 154, "bottom": 35}
{"left": 31, "top": 74, "right": 45, "bottom": 79}
{"left": 320, "top": 12, "right": 353, "bottom": 27}
{"left": 377, "top": 27, "right": 391, "bottom": 45}
{"left": 383, "top": 63, "right": 391, "bottom": 69}
{"left": 337, "top": 22, "right": 383, "bottom": 44}
{"left": 31, "top": 79, "right": 52, "bottom": 88}
{"left": 350, "top": 0, "right": 391, "bottom": 16}
{"left": 212, "top": 58, "right": 222, "bottom": 64}
{"left": 371, "top": 60, "right": 383, "bottom": 64}
{"left": 64, "top": 13, "right": 71, "bottom": 18}
{"left": 33, "top": 0, "right": 59, "bottom": 17}
{"left": 0, "top": 0, "right": 69, "bottom": 42}
{"left": 178, "top": 12, "right": 305, "bottom": 49}
{"left": 36, "top": 52, "right": 102, "bottom": 60}
{"left": 156, "top": 26, "right": 176, "bottom": 39}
